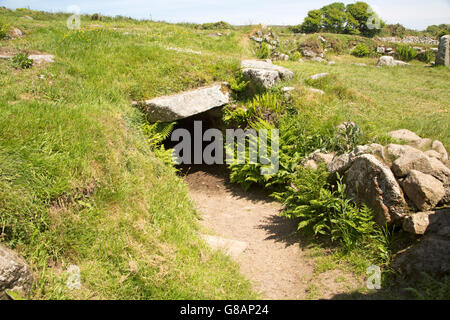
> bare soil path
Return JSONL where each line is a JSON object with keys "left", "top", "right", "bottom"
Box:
{"left": 184, "top": 166, "right": 365, "bottom": 300}
{"left": 185, "top": 166, "right": 316, "bottom": 299}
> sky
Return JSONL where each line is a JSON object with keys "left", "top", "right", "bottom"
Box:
{"left": 2, "top": 0, "right": 449, "bottom": 30}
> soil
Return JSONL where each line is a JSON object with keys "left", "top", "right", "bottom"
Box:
{"left": 184, "top": 165, "right": 363, "bottom": 300}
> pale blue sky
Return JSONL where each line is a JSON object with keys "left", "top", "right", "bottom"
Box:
{"left": 2, "top": 0, "right": 449, "bottom": 30}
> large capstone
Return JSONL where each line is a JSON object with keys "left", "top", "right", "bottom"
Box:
{"left": 134, "top": 83, "right": 230, "bottom": 122}
{"left": 436, "top": 35, "right": 450, "bottom": 67}
{"left": 344, "top": 154, "right": 406, "bottom": 225}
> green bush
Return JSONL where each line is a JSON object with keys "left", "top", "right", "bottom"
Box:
{"left": 351, "top": 44, "right": 370, "bottom": 57}
{"left": 91, "top": 13, "right": 102, "bottom": 21}
{"left": 417, "top": 50, "right": 434, "bottom": 63}
{"left": 255, "top": 43, "right": 271, "bottom": 59}
{"left": 11, "top": 53, "right": 33, "bottom": 69}
{"left": 141, "top": 121, "right": 176, "bottom": 166}
{"left": 396, "top": 45, "right": 417, "bottom": 62}
{"left": 273, "top": 168, "right": 390, "bottom": 262}
{"left": 0, "top": 21, "right": 8, "bottom": 39}
{"left": 289, "top": 51, "right": 302, "bottom": 61}
{"left": 195, "top": 21, "right": 232, "bottom": 30}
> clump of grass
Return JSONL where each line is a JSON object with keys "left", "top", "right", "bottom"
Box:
{"left": 351, "top": 44, "right": 370, "bottom": 57}
{"left": 255, "top": 42, "right": 271, "bottom": 59}
{"left": 0, "top": 21, "right": 9, "bottom": 39}
{"left": 11, "top": 53, "right": 33, "bottom": 69}
{"left": 396, "top": 45, "right": 417, "bottom": 62}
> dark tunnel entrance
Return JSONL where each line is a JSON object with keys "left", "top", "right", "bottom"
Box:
{"left": 162, "top": 107, "right": 229, "bottom": 177}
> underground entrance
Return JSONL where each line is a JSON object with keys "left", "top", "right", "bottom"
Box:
{"left": 162, "top": 106, "right": 229, "bottom": 178}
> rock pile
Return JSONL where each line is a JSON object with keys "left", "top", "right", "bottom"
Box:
{"left": 305, "top": 128, "right": 449, "bottom": 227}
{"left": 376, "top": 36, "right": 439, "bottom": 46}
{"left": 304, "top": 127, "right": 449, "bottom": 276}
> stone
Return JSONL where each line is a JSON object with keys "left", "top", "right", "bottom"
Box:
{"left": 250, "top": 36, "right": 263, "bottom": 43}
{"left": 318, "top": 35, "right": 326, "bottom": 43}
{"left": 0, "top": 245, "right": 33, "bottom": 299}
{"left": 310, "top": 151, "right": 335, "bottom": 165}
{"left": 28, "top": 54, "right": 55, "bottom": 64}
{"left": 202, "top": 235, "right": 248, "bottom": 258}
{"left": 241, "top": 60, "right": 293, "bottom": 89}
{"left": 403, "top": 211, "right": 435, "bottom": 235}
{"left": 391, "top": 150, "right": 434, "bottom": 177}
{"left": 304, "top": 159, "right": 318, "bottom": 170}
{"left": 301, "top": 48, "right": 317, "bottom": 58}
{"left": 327, "top": 143, "right": 386, "bottom": 175}
{"left": 242, "top": 68, "right": 279, "bottom": 89}
{"left": 278, "top": 53, "right": 289, "bottom": 61}
{"left": 376, "top": 47, "right": 385, "bottom": 54}
{"left": 352, "top": 63, "right": 367, "bottom": 67}
{"left": 432, "top": 140, "right": 448, "bottom": 161}
{"left": 412, "top": 138, "right": 433, "bottom": 150}
{"left": 311, "top": 57, "right": 326, "bottom": 63}
{"left": 344, "top": 154, "right": 406, "bottom": 225}
{"left": 9, "top": 27, "right": 23, "bottom": 39}
{"left": 309, "top": 73, "right": 328, "bottom": 80}
{"left": 307, "top": 88, "right": 325, "bottom": 95}
{"left": 402, "top": 170, "right": 445, "bottom": 211}
{"left": 393, "top": 208, "right": 450, "bottom": 277}
{"left": 388, "top": 129, "right": 422, "bottom": 144}
{"left": 435, "top": 35, "right": 450, "bottom": 67}
{"left": 425, "top": 150, "right": 443, "bottom": 161}
{"left": 134, "top": 83, "right": 230, "bottom": 122}
{"left": 428, "top": 157, "right": 450, "bottom": 183}
{"left": 377, "top": 56, "right": 409, "bottom": 66}
{"left": 385, "top": 144, "right": 421, "bottom": 162}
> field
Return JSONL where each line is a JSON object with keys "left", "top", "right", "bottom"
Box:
{"left": 0, "top": 8, "right": 449, "bottom": 299}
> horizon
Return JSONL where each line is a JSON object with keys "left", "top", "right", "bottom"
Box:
{"left": 2, "top": 0, "right": 450, "bottom": 31}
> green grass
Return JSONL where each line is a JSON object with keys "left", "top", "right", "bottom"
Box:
{"left": 277, "top": 56, "right": 449, "bottom": 149}
{"left": 0, "top": 8, "right": 255, "bottom": 299}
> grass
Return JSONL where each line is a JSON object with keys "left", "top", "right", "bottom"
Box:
{"left": 1, "top": 7, "right": 449, "bottom": 300}
{"left": 0, "top": 8, "right": 255, "bottom": 299}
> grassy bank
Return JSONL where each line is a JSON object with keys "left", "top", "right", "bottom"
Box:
{"left": 1, "top": 8, "right": 255, "bottom": 299}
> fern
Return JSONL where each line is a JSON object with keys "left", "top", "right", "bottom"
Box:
{"left": 141, "top": 121, "right": 176, "bottom": 166}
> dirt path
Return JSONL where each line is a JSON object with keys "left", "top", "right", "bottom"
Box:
{"left": 185, "top": 166, "right": 316, "bottom": 299}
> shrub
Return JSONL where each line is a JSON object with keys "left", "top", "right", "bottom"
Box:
{"left": 351, "top": 44, "right": 370, "bottom": 57}
{"left": 91, "top": 13, "right": 102, "bottom": 21}
{"left": 273, "top": 169, "right": 390, "bottom": 262}
{"left": 0, "top": 21, "right": 8, "bottom": 39}
{"left": 255, "top": 43, "right": 271, "bottom": 59}
{"left": 11, "top": 53, "right": 33, "bottom": 69}
{"left": 289, "top": 51, "right": 302, "bottom": 61}
{"left": 196, "top": 21, "right": 232, "bottom": 30}
{"left": 396, "top": 45, "right": 417, "bottom": 62}
{"left": 141, "top": 121, "right": 176, "bottom": 166}
{"left": 417, "top": 50, "right": 434, "bottom": 63}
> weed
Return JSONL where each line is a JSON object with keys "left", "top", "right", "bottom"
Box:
{"left": 11, "top": 53, "right": 33, "bottom": 69}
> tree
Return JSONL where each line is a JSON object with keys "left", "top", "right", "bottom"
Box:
{"left": 299, "top": 1, "right": 384, "bottom": 37}
{"left": 300, "top": 9, "right": 323, "bottom": 33}
{"left": 321, "top": 2, "right": 347, "bottom": 33}
{"left": 346, "top": 2, "right": 384, "bottom": 37}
